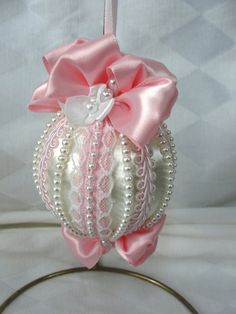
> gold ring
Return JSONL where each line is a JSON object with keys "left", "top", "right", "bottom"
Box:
{"left": 0, "top": 264, "right": 199, "bottom": 313}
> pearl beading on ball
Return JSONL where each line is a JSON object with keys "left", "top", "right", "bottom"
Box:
{"left": 84, "top": 121, "right": 104, "bottom": 237}
{"left": 110, "top": 134, "right": 134, "bottom": 241}
{"left": 144, "top": 123, "right": 177, "bottom": 228}
{"left": 52, "top": 120, "right": 85, "bottom": 236}
{"left": 33, "top": 115, "right": 177, "bottom": 240}
{"left": 33, "top": 112, "right": 66, "bottom": 214}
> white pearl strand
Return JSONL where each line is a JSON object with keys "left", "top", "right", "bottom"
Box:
{"left": 110, "top": 134, "right": 134, "bottom": 241}
{"left": 85, "top": 121, "right": 103, "bottom": 237}
{"left": 144, "top": 123, "right": 177, "bottom": 228}
{"left": 52, "top": 118, "right": 85, "bottom": 236}
{"left": 32, "top": 120, "right": 55, "bottom": 193}
{"left": 32, "top": 112, "right": 63, "bottom": 213}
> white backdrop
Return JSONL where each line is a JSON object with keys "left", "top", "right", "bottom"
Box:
{"left": 0, "top": 1, "right": 236, "bottom": 313}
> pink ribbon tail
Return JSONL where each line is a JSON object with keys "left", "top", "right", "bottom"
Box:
{"left": 62, "top": 226, "right": 111, "bottom": 269}
{"left": 115, "top": 215, "right": 166, "bottom": 266}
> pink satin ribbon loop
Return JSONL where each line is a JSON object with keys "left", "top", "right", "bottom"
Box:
{"left": 115, "top": 215, "right": 166, "bottom": 266}
{"left": 28, "top": 34, "right": 177, "bottom": 147}
{"left": 62, "top": 227, "right": 111, "bottom": 269}
{"left": 62, "top": 215, "right": 166, "bottom": 268}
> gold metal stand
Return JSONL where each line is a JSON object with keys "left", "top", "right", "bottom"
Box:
{"left": 0, "top": 223, "right": 199, "bottom": 314}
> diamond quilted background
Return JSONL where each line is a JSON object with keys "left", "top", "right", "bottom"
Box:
{"left": 0, "top": 1, "right": 236, "bottom": 313}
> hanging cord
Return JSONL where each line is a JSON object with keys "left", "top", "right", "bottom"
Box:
{"left": 103, "top": 0, "right": 118, "bottom": 35}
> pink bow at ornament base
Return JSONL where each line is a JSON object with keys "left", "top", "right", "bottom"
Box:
{"left": 62, "top": 215, "right": 166, "bottom": 268}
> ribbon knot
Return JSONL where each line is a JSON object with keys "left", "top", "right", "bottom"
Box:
{"left": 28, "top": 34, "right": 178, "bottom": 148}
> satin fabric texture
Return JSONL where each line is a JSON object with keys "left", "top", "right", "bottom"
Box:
{"left": 28, "top": 34, "right": 178, "bottom": 148}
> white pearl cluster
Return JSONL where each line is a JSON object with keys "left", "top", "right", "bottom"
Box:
{"left": 144, "top": 123, "right": 177, "bottom": 228}
{"left": 111, "top": 134, "right": 134, "bottom": 241}
{"left": 85, "top": 121, "right": 104, "bottom": 237}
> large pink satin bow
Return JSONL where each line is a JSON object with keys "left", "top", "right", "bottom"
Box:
{"left": 62, "top": 215, "right": 166, "bottom": 268}
{"left": 28, "top": 34, "right": 177, "bottom": 147}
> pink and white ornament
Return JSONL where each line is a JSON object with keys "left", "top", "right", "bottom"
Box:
{"left": 29, "top": 4, "right": 178, "bottom": 268}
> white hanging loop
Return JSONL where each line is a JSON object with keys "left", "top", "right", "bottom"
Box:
{"left": 103, "top": 0, "right": 118, "bottom": 35}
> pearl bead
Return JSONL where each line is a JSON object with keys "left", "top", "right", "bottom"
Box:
{"left": 88, "top": 163, "right": 95, "bottom": 169}
{"left": 90, "top": 152, "right": 97, "bottom": 158}
{"left": 86, "top": 186, "right": 93, "bottom": 192}
{"left": 124, "top": 166, "right": 131, "bottom": 171}
{"left": 62, "top": 139, "right": 69, "bottom": 146}
{"left": 56, "top": 163, "right": 63, "bottom": 170}
{"left": 122, "top": 149, "right": 129, "bottom": 154}
{"left": 124, "top": 207, "right": 131, "bottom": 213}
{"left": 123, "top": 157, "right": 131, "bottom": 162}
{"left": 125, "top": 185, "right": 132, "bottom": 190}
{"left": 125, "top": 176, "right": 132, "bottom": 182}
{"left": 95, "top": 121, "right": 102, "bottom": 128}
{"left": 108, "top": 79, "right": 116, "bottom": 89}
{"left": 54, "top": 179, "right": 61, "bottom": 185}
{"left": 125, "top": 200, "right": 132, "bottom": 206}
{"left": 102, "top": 89, "right": 112, "bottom": 97}
{"left": 58, "top": 155, "right": 66, "bottom": 161}
{"left": 86, "top": 103, "right": 94, "bottom": 110}
{"left": 86, "top": 206, "right": 93, "bottom": 212}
